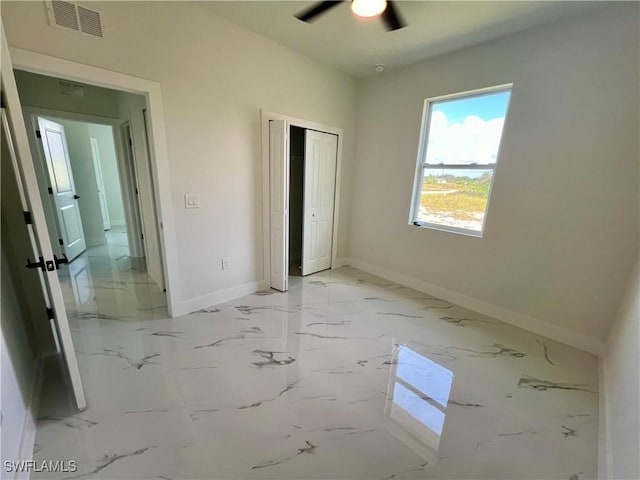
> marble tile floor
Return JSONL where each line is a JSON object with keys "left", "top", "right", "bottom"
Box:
{"left": 34, "top": 247, "right": 599, "bottom": 479}
{"left": 57, "top": 227, "right": 167, "bottom": 323}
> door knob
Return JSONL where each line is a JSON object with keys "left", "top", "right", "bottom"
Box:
{"left": 73, "top": 194, "right": 81, "bottom": 199}
{"left": 25, "top": 256, "right": 55, "bottom": 272}
{"left": 53, "top": 253, "right": 69, "bottom": 269}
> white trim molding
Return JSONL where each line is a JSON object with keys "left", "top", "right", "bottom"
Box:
{"left": 177, "top": 279, "right": 269, "bottom": 315}
{"left": 340, "top": 257, "right": 605, "bottom": 356}
{"left": 9, "top": 47, "right": 180, "bottom": 316}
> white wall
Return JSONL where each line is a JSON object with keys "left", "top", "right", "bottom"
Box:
{"left": 57, "top": 119, "right": 106, "bottom": 247}
{"left": 1, "top": 233, "right": 38, "bottom": 478}
{"left": 87, "top": 123, "right": 125, "bottom": 226}
{"left": 603, "top": 257, "right": 640, "bottom": 479}
{"left": 347, "top": 5, "right": 639, "bottom": 344}
{"left": 1, "top": 1, "right": 358, "bottom": 311}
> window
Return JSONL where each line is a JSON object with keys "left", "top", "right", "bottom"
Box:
{"left": 410, "top": 85, "right": 512, "bottom": 237}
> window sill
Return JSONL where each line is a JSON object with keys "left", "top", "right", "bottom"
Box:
{"left": 410, "top": 221, "right": 484, "bottom": 238}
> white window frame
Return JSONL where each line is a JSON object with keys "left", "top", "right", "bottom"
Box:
{"left": 409, "top": 83, "right": 513, "bottom": 238}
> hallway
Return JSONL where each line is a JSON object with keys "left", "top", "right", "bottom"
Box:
{"left": 58, "top": 226, "right": 167, "bottom": 323}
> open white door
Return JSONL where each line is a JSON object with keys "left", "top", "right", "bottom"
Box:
{"left": 37, "top": 117, "right": 87, "bottom": 260}
{"left": 269, "top": 119, "right": 289, "bottom": 291}
{"left": 90, "top": 136, "right": 111, "bottom": 231}
{"left": 1, "top": 33, "right": 86, "bottom": 410}
{"left": 302, "top": 130, "right": 337, "bottom": 275}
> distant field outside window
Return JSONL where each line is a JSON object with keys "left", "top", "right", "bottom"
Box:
{"left": 411, "top": 86, "right": 512, "bottom": 236}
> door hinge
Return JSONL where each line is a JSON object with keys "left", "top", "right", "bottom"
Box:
{"left": 35, "top": 130, "right": 41, "bottom": 139}
{"left": 135, "top": 188, "right": 139, "bottom": 195}
{"left": 58, "top": 238, "right": 64, "bottom": 246}
{"left": 141, "top": 233, "right": 144, "bottom": 240}
{"left": 128, "top": 138, "right": 133, "bottom": 146}
{"left": 46, "top": 307, "right": 54, "bottom": 320}
{"left": 48, "top": 187, "right": 53, "bottom": 194}
{"left": 23, "top": 211, "right": 32, "bottom": 224}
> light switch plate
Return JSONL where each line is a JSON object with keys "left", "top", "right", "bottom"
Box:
{"left": 185, "top": 194, "right": 200, "bottom": 208}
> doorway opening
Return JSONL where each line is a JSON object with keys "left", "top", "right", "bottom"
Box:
{"left": 288, "top": 126, "right": 305, "bottom": 276}
{"left": 15, "top": 69, "right": 167, "bottom": 319}
{"left": 288, "top": 125, "right": 338, "bottom": 279}
{"left": 263, "top": 111, "right": 343, "bottom": 292}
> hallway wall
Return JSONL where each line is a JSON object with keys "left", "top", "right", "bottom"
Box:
{"left": 57, "top": 119, "right": 106, "bottom": 247}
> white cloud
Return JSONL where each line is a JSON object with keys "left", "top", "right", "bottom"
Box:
{"left": 425, "top": 111, "right": 505, "bottom": 165}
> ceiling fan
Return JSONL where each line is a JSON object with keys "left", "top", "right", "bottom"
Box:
{"left": 295, "top": 0, "right": 407, "bottom": 31}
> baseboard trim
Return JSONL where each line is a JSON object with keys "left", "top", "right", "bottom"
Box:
{"left": 15, "top": 354, "right": 45, "bottom": 480}
{"left": 341, "top": 257, "right": 604, "bottom": 356}
{"left": 174, "top": 279, "right": 269, "bottom": 316}
{"left": 332, "top": 257, "right": 349, "bottom": 269}
{"left": 597, "top": 357, "right": 611, "bottom": 480}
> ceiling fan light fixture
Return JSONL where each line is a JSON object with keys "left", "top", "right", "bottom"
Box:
{"left": 351, "top": 0, "right": 387, "bottom": 18}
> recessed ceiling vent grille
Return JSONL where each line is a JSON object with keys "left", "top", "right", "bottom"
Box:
{"left": 46, "top": 1, "right": 104, "bottom": 38}
{"left": 58, "top": 81, "right": 85, "bottom": 98}
{"left": 78, "top": 6, "right": 103, "bottom": 37}
{"left": 51, "top": 0, "right": 79, "bottom": 31}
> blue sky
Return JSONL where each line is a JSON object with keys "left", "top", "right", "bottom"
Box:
{"left": 432, "top": 90, "right": 511, "bottom": 123}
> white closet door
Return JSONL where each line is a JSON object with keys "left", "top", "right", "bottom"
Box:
{"left": 302, "top": 130, "right": 337, "bottom": 276}
{"left": 269, "top": 120, "right": 289, "bottom": 291}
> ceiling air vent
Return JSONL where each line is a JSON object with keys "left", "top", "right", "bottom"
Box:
{"left": 50, "top": 0, "right": 79, "bottom": 31}
{"left": 46, "top": 1, "right": 104, "bottom": 38}
{"left": 58, "top": 81, "right": 85, "bottom": 98}
{"left": 78, "top": 6, "right": 103, "bottom": 37}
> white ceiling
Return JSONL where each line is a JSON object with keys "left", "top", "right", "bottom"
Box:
{"left": 199, "top": 1, "right": 603, "bottom": 78}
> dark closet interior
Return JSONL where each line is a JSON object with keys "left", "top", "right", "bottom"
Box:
{"left": 289, "top": 126, "right": 305, "bottom": 276}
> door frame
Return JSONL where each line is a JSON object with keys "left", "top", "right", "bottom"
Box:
{"left": 89, "top": 135, "right": 111, "bottom": 231}
{"left": 261, "top": 110, "right": 344, "bottom": 289}
{"left": 9, "top": 47, "right": 179, "bottom": 316}
{"left": 23, "top": 106, "right": 145, "bottom": 258}
{"left": 121, "top": 121, "right": 148, "bottom": 259}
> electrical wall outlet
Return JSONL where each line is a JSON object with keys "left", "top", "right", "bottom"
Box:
{"left": 221, "top": 257, "right": 230, "bottom": 270}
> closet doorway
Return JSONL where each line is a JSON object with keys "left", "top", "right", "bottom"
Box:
{"left": 289, "top": 125, "right": 338, "bottom": 277}
{"left": 262, "top": 111, "right": 343, "bottom": 292}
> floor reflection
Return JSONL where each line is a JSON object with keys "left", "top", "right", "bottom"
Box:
{"left": 385, "top": 343, "right": 453, "bottom": 460}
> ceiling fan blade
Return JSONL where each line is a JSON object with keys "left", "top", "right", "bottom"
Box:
{"left": 381, "top": 1, "right": 406, "bottom": 31}
{"left": 295, "top": 1, "right": 344, "bottom": 23}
